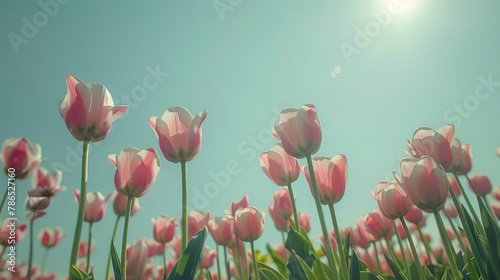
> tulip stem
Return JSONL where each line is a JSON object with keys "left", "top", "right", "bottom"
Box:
{"left": 0, "top": 188, "right": 8, "bottom": 219}
{"left": 250, "top": 241, "right": 260, "bottom": 280}
{"left": 416, "top": 224, "right": 434, "bottom": 264}
{"left": 41, "top": 248, "right": 49, "bottom": 275}
{"left": 393, "top": 220, "right": 409, "bottom": 277}
{"left": 372, "top": 242, "right": 382, "bottom": 273}
{"left": 162, "top": 243, "right": 167, "bottom": 280}
{"left": 86, "top": 222, "right": 93, "bottom": 273}
{"left": 399, "top": 217, "right": 425, "bottom": 280}
{"left": 120, "top": 195, "right": 133, "bottom": 280}
{"left": 432, "top": 208, "right": 462, "bottom": 280}
{"left": 328, "top": 204, "right": 350, "bottom": 280}
{"left": 305, "top": 154, "right": 337, "bottom": 277}
{"left": 181, "top": 160, "right": 188, "bottom": 252}
{"left": 69, "top": 139, "right": 90, "bottom": 274}
{"left": 224, "top": 246, "right": 231, "bottom": 280}
{"left": 455, "top": 173, "right": 483, "bottom": 232}
{"left": 27, "top": 217, "right": 34, "bottom": 280}
{"left": 443, "top": 210, "right": 467, "bottom": 253}
{"left": 105, "top": 216, "right": 121, "bottom": 280}
{"left": 216, "top": 245, "right": 222, "bottom": 280}
{"left": 287, "top": 183, "right": 300, "bottom": 231}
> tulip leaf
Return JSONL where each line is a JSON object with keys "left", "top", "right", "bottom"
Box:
{"left": 312, "top": 258, "right": 333, "bottom": 280}
{"left": 266, "top": 244, "right": 287, "bottom": 275}
{"left": 287, "top": 251, "right": 318, "bottom": 280}
{"left": 461, "top": 204, "right": 488, "bottom": 277}
{"left": 478, "top": 196, "right": 500, "bottom": 279}
{"left": 258, "top": 262, "right": 287, "bottom": 280}
{"left": 349, "top": 248, "right": 361, "bottom": 280}
{"left": 360, "top": 271, "right": 383, "bottom": 280}
{"left": 285, "top": 227, "right": 316, "bottom": 268}
{"left": 344, "top": 231, "right": 351, "bottom": 267}
{"left": 384, "top": 254, "right": 407, "bottom": 280}
{"left": 70, "top": 265, "right": 92, "bottom": 280}
{"left": 167, "top": 227, "right": 207, "bottom": 280}
{"left": 110, "top": 241, "right": 122, "bottom": 280}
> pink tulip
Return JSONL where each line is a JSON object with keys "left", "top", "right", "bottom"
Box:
{"left": 58, "top": 75, "right": 128, "bottom": 142}
{"left": 273, "top": 188, "right": 293, "bottom": 219}
{"left": 298, "top": 212, "right": 311, "bottom": 232}
{"left": 0, "top": 220, "right": 27, "bottom": 246}
{"left": 108, "top": 147, "right": 161, "bottom": 198}
{"left": 447, "top": 175, "right": 461, "bottom": 198}
{"left": 208, "top": 216, "right": 235, "bottom": 246}
{"left": 374, "top": 181, "right": 413, "bottom": 219}
{"left": 152, "top": 215, "right": 177, "bottom": 244}
{"left": 340, "top": 226, "right": 359, "bottom": 247}
{"left": 355, "top": 220, "right": 373, "bottom": 248}
{"left": 35, "top": 273, "right": 57, "bottom": 280}
{"left": 448, "top": 139, "right": 466, "bottom": 173}
{"left": 126, "top": 239, "right": 148, "bottom": 280}
{"left": 77, "top": 241, "right": 95, "bottom": 258}
{"left": 0, "top": 137, "right": 41, "bottom": 179}
{"left": 233, "top": 206, "right": 265, "bottom": 242}
{"left": 301, "top": 155, "right": 347, "bottom": 205}
{"left": 231, "top": 195, "right": 250, "bottom": 217}
{"left": 3, "top": 263, "right": 37, "bottom": 280}
{"left": 185, "top": 210, "right": 211, "bottom": 239}
{"left": 272, "top": 104, "right": 322, "bottom": 159}
{"left": 38, "top": 227, "right": 64, "bottom": 248}
{"left": 260, "top": 143, "right": 300, "bottom": 186}
{"left": 456, "top": 144, "right": 472, "bottom": 175}
{"left": 444, "top": 203, "right": 458, "bottom": 218}
{"left": 112, "top": 191, "right": 141, "bottom": 216}
{"left": 274, "top": 243, "right": 289, "bottom": 259}
{"left": 144, "top": 239, "right": 164, "bottom": 257}
{"left": 364, "top": 208, "right": 394, "bottom": 240}
{"left": 26, "top": 196, "right": 50, "bottom": 212}
{"left": 493, "top": 186, "right": 500, "bottom": 201}
{"left": 320, "top": 230, "right": 338, "bottom": 250}
{"left": 149, "top": 106, "right": 207, "bottom": 163}
{"left": 467, "top": 174, "right": 492, "bottom": 196}
{"left": 200, "top": 246, "right": 217, "bottom": 269}
{"left": 73, "top": 190, "right": 110, "bottom": 223}
{"left": 170, "top": 236, "right": 182, "bottom": 258}
{"left": 406, "top": 125, "right": 455, "bottom": 171}
{"left": 400, "top": 156, "right": 449, "bottom": 212}
{"left": 404, "top": 205, "right": 424, "bottom": 224}
{"left": 490, "top": 202, "right": 500, "bottom": 220}
{"left": 28, "top": 167, "right": 65, "bottom": 198}
{"left": 268, "top": 204, "right": 289, "bottom": 232}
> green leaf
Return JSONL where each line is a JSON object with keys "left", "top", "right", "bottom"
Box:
{"left": 285, "top": 227, "right": 316, "bottom": 268}
{"left": 462, "top": 204, "right": 488, "bottom": 278}
{"left": 295, "top": 252, "right": 319, "bottom": 280}
{"left": 344, "top": 230, "right": 351, "bottom": 267}
{"left": 110, "top": 241, "right": 122, "bottom": 280}
{"left": 384, "top": 254, "right": 407, "bottom": 280}
{"left": 266, "top": 244, "right": 287, "bottom": 275}
{"left": 350, "top": 248, "right": 361, "bottom": 280}
{"left": 167, "top": 227, "right": 208, "bottom": 280}
{"left": 360, "top": 271, "right": 384, "bottom": 280}
{"left": 478, "top": 196, "right": 500, "bottom": 279}
{"left": 70, "top": 265, "right": 88, "bottom": 280}
{"left": 258, "top": 262, "right": 287, "bottom": 280}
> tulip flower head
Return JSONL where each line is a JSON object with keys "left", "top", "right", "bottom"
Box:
{"left": 73, "top": 190, "right": 110, "bottom": 223}
{"left": 467, "top": 174, "right": 492, "bottom": 196}
{"left": 363, "top": 209, "right": 394, "bottom": 240}
{"left": 260, "top": 143, "right": 300, "bottom": 186}
{"left": 208, "top": 216, "right": 235, "bottom": 246}
{"left": 1, "top": 137, "right": 42, "bottom": 179}
{"left": 232, "top": 206, "right": 265, "bottom": 242}
{"left": 231, "top": 195, "right": 250, "bottom": 217}
{"left": 268, "top": 204, "right": 289, "bottom": 232}
{"left": 492, "top": 186, "right": 500, "bottom": 201}
{"left": 374, "top": 181, "right": 413, "bottom": 219}
{"left": 272, "top": 104, "right": 322, "bottom": 159}
{"left": 149, "top": 106, "right": 207, "bottom": 163}
{"left": 0, "top": 221, "right": 27, "bottom": 246}
{"left": 126, "top": 239, "right": 148, "bottom": 280}
{"left": 406, "top": 125, "right": 455, "bottom": 171}
{"left": 184, "top": 210, "right": 211, "bottom": 239}
{"left": 273, "top": 188, "right": 293, "bottom": 219}
{"left": 28, "top": 167, "right": 66, "bottom": 198}
{"left": 298, "top": 212, "right": 311, "bottom": 232}
{"left": 456, "top": 144, "right": 472, "bottom": 175}
{"left": 112, "top": 191, "right": 141, "bottom": 216}
{"left": 152, "top": 215, "right": 177, "bottom": 244}
{"left": 301, "top": 155, "right": 347, "bottom": 205}
{"left": 39, "top": 227, "right": 64, "bottom": 248}
{"left": 109, "top": 147, "right": 161, "bottom": 198}
{"left": 58, "top": 75, "right": 128, "bottom": 142}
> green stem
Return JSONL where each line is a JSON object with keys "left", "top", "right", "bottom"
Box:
{"left": 372, "top": 242, "right": 382, "bottom": 274}
{"left": 287, "top": 183, "right": 300, "bottom": 230}
{"left": 305, "top": 154, "right": 337, "bottom": 276}
{"left": 181, "top": 160, "right": 188, "bottom": 252}
{"left": 393, "top": 220, "right": 409, "bottom": 277}
{"left": 0, "top": 188, "right": 8, "bottom": 219}
{"left": 105, "top": 216, "right": 121, "bottom": 280}
{"left": 120, "top": 195, "right": 133, "bottom": 280}
{"left": 432, "top": 208, "right": 462, "bottom": 280}
{"left": 399, "top": 217, "right": 426, "bottom": 279}
{"left": 416, "top": 224, "right": 434, "bottom": 264}
{"left": 384, "top": 237, "right": 403, "bottom": 271}
{"left": 86, "top": 222, "right": 93, "bottom": 273}
{"left": 224, "top": 246, "right": 231, "bottom": 280}
{"left": 233, "top": 240, "right": 244, "bottom": 280}
{"left": 162, "top": 243, "right": 167, "bottom": 280}
{"left": 27, "top": 217, "right": 34, "bottom": 280}
{"left": 328, "top": 204, "right": 350, "bottom": 280}
{"left": 456, "top": 173, "right": 483, "bottom": 233}
{"left": 250, "top": 241, "right": 260, "bottom": 280}
{"left": 40, "top": 248, "right": 49, "bottom": 275}
{"left": 69, "top": 139, "right": 90, "bottom": 273}
{"left": 443, "top": 209, "right": 467, "bottom": 254}
{"left": 216, "top": 245, "right": 221, "bottom": 280}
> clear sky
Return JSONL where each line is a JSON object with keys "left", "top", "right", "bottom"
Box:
{"left": 1, "top": 0, "right": 499, "bottom": 278}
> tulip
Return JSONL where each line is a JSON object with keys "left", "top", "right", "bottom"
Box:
{"left": 355, "top": 220, "right": 373, "bottom": 248}
{"left": 152, "top": 215, "right": 177, "bottom": 244}
{"left": 184, "top": 210, "right": 211, "bottom": 239}
{"left": 273, "top": 188, "right": 293, "bottom": 219}
{"left": 26, "top": 196, "right": 50, "bottom": 213}
{"left": 39, "top": 227, "right": 64, "bottom": 248}
{"left": 374, "top": 181, "right": 413, "bottom": 219}
{"left": 491, "top": 202, "right": 500, "bottom": 220}
{"left": 35, "top": 273, "right": 57, "bottom": 280}
{"left": 404, "top": 205, "right": 424, "bottom": 224}
{"left": 400, "top": 156, "right": 449, "bottom": 212}
{"left": 200, "top": 246, "right": 217, "bottom": 269}
{"left": 28, "top": 167, "right": 65, "bottom": 198}
{"left": 467, "top": 174, "right": 492, "bottom": 196}
{"left": 0, "top": 220, "right": 27, "bottom": 246}
{"left": 448, "top": 139, "right": 466, "bottom": 173}
{"left": 112, "top": 191, "right": 141, "bottom": 217}
{"left": 444, "top": 203, "right": 458, "bottom": 218}
{"left": 298, "top": 212, "right": 311, "bottom": 232}
{"left": 126, "top": 239, "right": 148, "bottom": 280}
{"left": 301, "top": 155, "right": 347, "bottom": 205}
{"left": 0, "top": 137, "right": 42, "bottom": 179}
{"left": 492, "top": 186, "right": 500, "bottom": 201}
{"left": 272, "top": 104, "right": 321, "bottom": 159}
{"left": 456, "top": 144, "right": 472, "bottom": 175}
{"left": 108, "top": 147, "right": 161, "bottom": 198}
{"left": 405, "top": 124, "right": 455, "bottom": 171}
{"left": 208, "top": 217, "right": 235, "bottom": 246}
{"left": 73, "top": 190, "right": 110, "bottom": 223}
{"left": 233, "top": 207, "right": 265, "bottom": 242}
{"left": 363, "top": 209, "right": 393, "bottom": 240}
{"left": 149, "top": 106, "right": 208, "bottom": 163}
{"left": 259, "top": 143, "right": 300, "bottom": 186}
{"left": 268, "top": 204, "right": 289, "bottom": 232}
{"left": 78, "top": 241, "right": 95, "bottom": 257}
{"left": 231, "top": 195, "right": 250, "bottom": 217}
{"left": 58, "top": 75, "right": 128, "bottom": 142}
{"left": 447, "top": 175, "right": 461, "bottom": 198}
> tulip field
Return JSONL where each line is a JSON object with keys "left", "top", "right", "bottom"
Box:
{"left": 2, "top": 1, "right": 500, "bottom": 280}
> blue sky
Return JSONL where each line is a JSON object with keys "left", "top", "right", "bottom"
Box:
{"left": 1, "top": 0, "right": 500, "bottom": 278}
